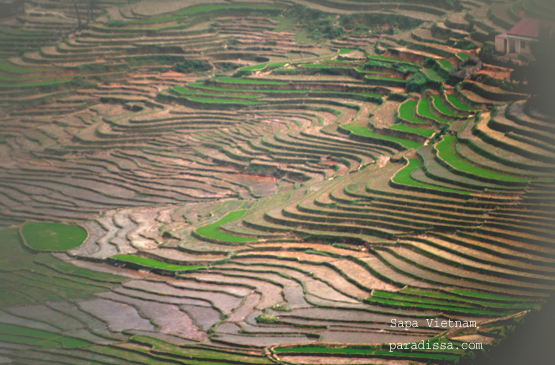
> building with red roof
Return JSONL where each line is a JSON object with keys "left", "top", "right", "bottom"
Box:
{"left": 495, "top": 17, "right": 555, "bottom": 54}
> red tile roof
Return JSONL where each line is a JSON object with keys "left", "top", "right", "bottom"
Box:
{"left": 506, "top": 17, "right": 555, "bottom": 39}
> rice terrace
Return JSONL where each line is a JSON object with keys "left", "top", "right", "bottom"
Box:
{"left": 0, "top": 0, "right": 554, "bottom": 364}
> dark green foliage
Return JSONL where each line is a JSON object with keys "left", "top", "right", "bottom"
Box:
{"left": 405, "top": 71, "right": 441, "bottom": 93}
{"left": 284, "top": 5, "right": 422, "bottom": 41}
{"left": 364, "top": 59, "right": 419, "bottom": 76}
{"left": 447, "top": 0, "right": 463, "bottom": 11}
{"left": 339, "top": 13, "right": 423, "bottom": 34}
{"left": 172, "top": 60, "right": 212, "bottom": 74}
{"left": 451, "top": 39, "right": 479, "bottom": 50}
{"left": 283, "top": 5, "right": 344, "bottom": 41}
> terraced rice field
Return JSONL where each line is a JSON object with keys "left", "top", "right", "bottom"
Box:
{"left": 0, "top": 0, "right": 553, "bottom": 364}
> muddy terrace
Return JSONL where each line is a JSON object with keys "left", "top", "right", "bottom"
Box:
{"left": 0, "top": 0, "right": 553, "bottom": 364}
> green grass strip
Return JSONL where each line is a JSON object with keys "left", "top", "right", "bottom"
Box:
{"left": 187, "top": 96, "right": 262, "bottom": 105}
{"left": 111, "top": 255, "right": 206, "bottom": 271}
{"left": 196, "top": 210, "right": 257, "bottom": 242}
{"left": 301, "top": 64, "right": 341, "bottom": 68}
{"left": 343, "top": 124, "right": 421, "bottom": 149}
{"left": 436, "top": 136, "right": 530, "bottom": 182}
{"left": 173, "top": 86, "right": 260, "bottom": 98}
{"left": 438, "top": 59, "right": 454, "bottom": 70}
{"left": 364, "top": 75, "right": 406, "bottom": 82}
{"left": 367, "top": 55, "right": 419, "bottom": 65}
{"left": 393, "top": 158, "right": 469, "bottom": 194}
{"left": 446, "top": 93, "right": 478, "bottom": 111}
{"left": 0, "top": 79, "right": 70, "bottom": 88}
{"left": 398, "top": 99, "right": 428, "bottom": 124}
{"left": 417, "top": 97, "right": 452, "bottom": 123}
{"left": 390, "top": 123, "right": 435, "bottom": 137}
{"left": 240, "top": 63, "right": 268, "bottom": 71}
{"left": 432, "top": 96, "right": 465, "bottom": 117}
{"left": 0, "top": 323, "right": 90, "bottom": 348}
{"left": 275, "top": 345, "right": 459, "bottom": 361}
{"left": 399, "top": 288, "right": 536, "bottom": 309}
{"left": 339, "top": 48, "right": 356, "bottom": 54}
{"left": 214, "top": 77, "right": 288, "bottom": 85}
{"left": 266, "top": 61, "right": 289, "bottom": 69}
{"left": 366, "top": 297, "right": 512, "bottom": 316}
{"left": 450, "top": 288, "right": 537, "bottom": 302}
{"left": 0, "top": 334, "right": 62, "bottom": 347}
{"left": 0, "top": 61, "right": 49, "bottom": 73}
{"left": 457, "top": 52, "right": 470, "bottom": 60}
{"left": 188, "top": 83, "right": 307, "bottom": 93}
{"left": 21, "top": 222, "right": 87, "bottom": 251}
{"left": 177, "top": 4, "right": 281, "bottom": 15}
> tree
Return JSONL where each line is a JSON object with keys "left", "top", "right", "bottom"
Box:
{"left": 72, "top": 0, "right": 82, "bottom": 30}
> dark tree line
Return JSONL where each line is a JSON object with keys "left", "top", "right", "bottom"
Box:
{"left": 72, "top": 0, "right": 97, "bottom": 29}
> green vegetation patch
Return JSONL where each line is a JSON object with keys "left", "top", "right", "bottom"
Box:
{"left": 256, "top": 314, "right": 278, "bottom": 324}
{"left": 390, "top": 123, "right": 435, "bottom": 137}
{"left": 188, "top": 97, "right": 262, "bottom": 105}
{"left": 21, "top": 222, "right": 87, "bottom": 251}
{"left": 0, "top": 61, "right": 49, "bottom": 73}
{"left": 393, "top": 158, "right": 469, "bottom": 194}
{"left": 446, "top": 93, "right": 478, "bottom": 111}
{"left": 196, "top": 210, "right": 257, "bottom": 242}
{"left": 275, "top": 344, "right": 459, "bottom": 362}
{"left": 240, "top": 63, "right": 268, "bottom": 71}
{"left": 339, "top": 48, "right": 356, "bottom": 54}
{"left": 343, "top": 124, "right": 421, "bottom": 149}
{"left": 449, "top": 289, "right": 537, "bottom": 302}
{"left": 398, "top": 99, "right": 428, "bottom": 124}
{"left": 111, "top": 255, "right": 206, "bottom": 271}
{"left": 432, "top": 96, "right": 465, "bottom": 117}
{"left": 173, "top": 86, "right": 260, "bottom": 98}
{"left": 418, "top": 97, "right": 452, "bottom": 123}
{"left": 457, "top": 52, "right": 470, "bottom": 60}
{"left": 0, "top": 79, "right": 70, "bottom": 88}
{"left": 189, "top": 83, "right": 307, "bottom": 93}
{"left": 0, "top": 323, "right": 90, "bottom": 348}
{"left": 438, "top": 59, "right": 454, "bottom": 70}
{"left": 436, "top": 136, "right": 530, "bottom": 182}
{"left": 214, "top": 77, "right": 288, "bottom": 85}
{"left": 177, "top": 4, "right": 281, "bottom": 15}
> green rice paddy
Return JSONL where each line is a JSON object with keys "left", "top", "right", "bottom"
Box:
{"left": 417, "top": 97, "right": 452, "bottom": 123}
{"left": 389, "top": 123, "right": 435, "bottom": 137}
{"left": 0, "top": 61, "right": 48, "bottom": 73}
{"left": 343, "top": 123, "right": 422, "bottom": 149}
{"left": 0, "top": 323, "right": 91, "bottom": 349}
{"left": 214, "top": 77, "right": 288, "bottom": 85}
{"left": 436, "top": 136, "right": 530, "bottom": 182}
{"left": 393, "top": 158, "right": 469, "bottom": 194}
{"left": 188, "top": 96, "right": 263, "bottom": 105}
{"left": 195, "top": 210, "right": 257, "bottom": 242}
{"left": 21, "top": 222, "right": 87, "bottom": 251}
{"left": 398, "top": 99, "right": 428, "bottom": 124}
{"left": 432, "top": 96, "right": 465, "bottom": 117}
{"left": 111, "top": 255, "right": 206, "bottom": 271}
{"left": 173, "top": 86, "right": 260, "bottom": 98}
{"left": 457, "top": 52, "right": 470, "bottom": 60}
{"left": 446, "top": 93, "right": 478, "bottom": 111}
{"left": 438, "top": 59, "right": 454, "bottom": 70}
{"left": 339, "top": 48, "right": 356, "bottom": 54}
{"left": 177, "top": 5, "right": 282, "bottom": 16}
